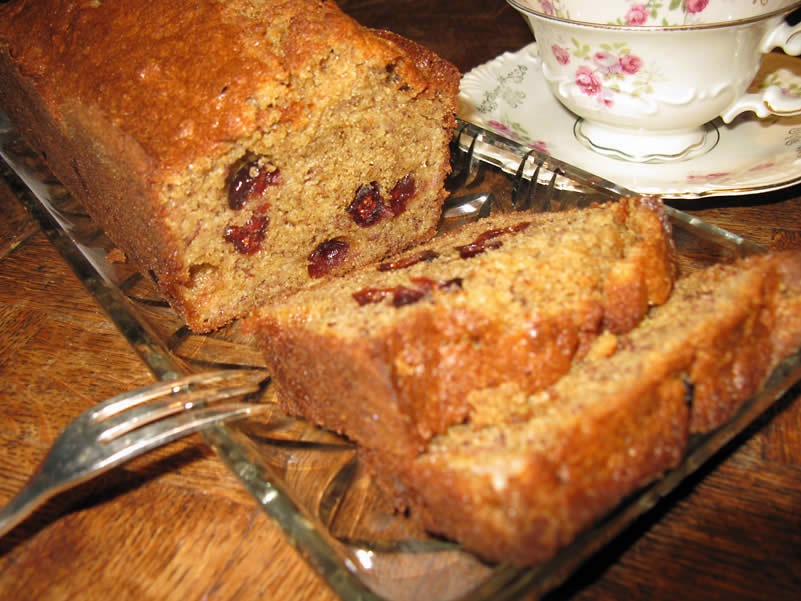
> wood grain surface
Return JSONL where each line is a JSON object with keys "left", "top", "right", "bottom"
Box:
{"left": 2, "top": 1, "right": 801, "bottom": 600}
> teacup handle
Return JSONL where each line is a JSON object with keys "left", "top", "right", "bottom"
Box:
{"left": 720, "top": 19, "right": 801, "bottom": 123}
{"left": 759, "top": 19, "right": 801, "bottom": 55}
{"left": 720, "top": 84, "right": 801, "bottom": 123}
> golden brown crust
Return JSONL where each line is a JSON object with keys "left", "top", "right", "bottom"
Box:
{"left": 0, "top": 0, "right": 459, "bottom": 172}
{"left": 0, "top": 45, "right": 184, "bottom": 284}
{"left": 369, "top": 28, "right": 460, "bottom": 121}
{"left": 683, "top": 253, "right": 801, "bottom": 431}
{"left": 2, "top": 0, "right": 262, "bottom": 171}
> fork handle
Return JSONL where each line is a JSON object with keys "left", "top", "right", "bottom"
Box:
{"left": 0, "top": 475, "right": 53, "bottom": 538}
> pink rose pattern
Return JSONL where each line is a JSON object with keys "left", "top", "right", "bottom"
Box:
{"left": 550, "top": 44, "right": 570, "bottom": 66}
{"left": 575, "top": 66, "right": 603, "bottom": 96}
{"left": 552, "top": 44, "right": 570, "bottom": 65}
{"left": 488, "top": 120, "right": 549, "bottom": 153}
{"left": 616, "top": 0, "right": 711, "bottom": 26}
{"left": 551, "top": 42, "right": 649, "bottom": 108}
{"left": 537, "top": 0, "right": 714, "bottom": 25}
{"left": 625, "top": 4, "right": 649, "bottom": 25}
{"left": 619, "top": 54, "right": 643, "bottom": 74}
{"left": 685, "top": 0, "right": 709, "bottom": 14}
{"left": 543, "top": 2, "right": 715, "bottom": 111}
{"left": 539, "top": 1, "right": 556, "bottom": 16}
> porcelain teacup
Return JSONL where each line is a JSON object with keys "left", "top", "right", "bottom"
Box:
{"left": 507, "top": 0, "right": 801, "bottom": 162}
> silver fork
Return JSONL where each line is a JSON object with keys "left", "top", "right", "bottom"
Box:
{"left": 0, "top": 368, "right": 268, "bottom": 538}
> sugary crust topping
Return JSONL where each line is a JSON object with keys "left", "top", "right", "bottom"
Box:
{"left": 2, "top": 0, "right": 271, "bottom": 167}
{"left": 0, "top": 0, "right": 460, "bottom": 171}
{"left": 369, "top": 28, "right": 460, "bottom": 117}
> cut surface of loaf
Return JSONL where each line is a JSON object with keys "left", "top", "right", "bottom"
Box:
{"left": 0, "top": 0, "right": 459, "bottom": 331}
{"left": 247, "top": 197, "right": 678, "bottom": 461}
{"left": 361, "top": 251, "right": 801, "bottom": 565}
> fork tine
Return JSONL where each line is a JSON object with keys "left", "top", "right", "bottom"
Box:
{"left": 96, "top": 382, "right": 263, "bottom": 443}
{"left": 89, "top": 404, "right": 259, "bottom": 475}
{"left": 89, "top": 369, "right": 267, "bottom": 422}
{"left": 447, "top": 126, "right": 479, "bottom": 190}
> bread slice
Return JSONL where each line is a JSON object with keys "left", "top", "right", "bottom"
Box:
{"left": 361, "top": 251, "right": 801, "bottom": 565}
{"left": 0, "top": 0, "right": 459, "bottom": 331}
{"left": 247, "top": 197, "right": 677, "bottom": 461}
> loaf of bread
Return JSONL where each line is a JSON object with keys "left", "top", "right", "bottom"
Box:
{"left": 246, "top": 197, "right": 678, "bottom": 462}
{"left": 0, "top": 0, "right": 459, "bottom": 332}
{"left": 360, "top": 251, "right": 801, "bottom": 565}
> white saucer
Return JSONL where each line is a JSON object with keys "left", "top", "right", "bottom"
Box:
{"left": 459, "top": 43, "right": 801, "bottom": 199}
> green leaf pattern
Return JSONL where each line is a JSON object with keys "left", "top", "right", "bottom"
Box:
{"left": 762, "top": 70, "right": 801, "bottom": 99}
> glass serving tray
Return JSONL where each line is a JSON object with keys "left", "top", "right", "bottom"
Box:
{"left": 2, "top": 108, "right": 800, "bottom": 601}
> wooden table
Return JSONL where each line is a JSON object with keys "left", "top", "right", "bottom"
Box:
{"left": 2, "top": 1, "right": 801, "bottom": 599}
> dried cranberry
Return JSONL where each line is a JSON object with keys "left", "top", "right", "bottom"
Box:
{"left": 347, "top": 182, "right": 389, "bottom": 227}
{"left": 227, "top": 156, "right": 280, "bottom": 210}
{"left": 455, "top": 221, "right": 531, "bottom": 258}
{"left": 409, "top": 277, "right": 436, "bottom": 292}
{"left": 388, "top": 174, "right": 416, "bottom": 215}
{"left": 410, "top": 277, "right": 464, "bottom": 294}
{"left": 474, "top": 221, "right": 531, "bottom": 243}
{"left": 439, "top": 277, "right": 463, "bottom": 291}
{"left": 392, "top": 286, "right": 426, "bottom": 307}
{"left": 353, "top": 276, "right": 463, "bottom": 308}
{"left": 308, "top": 239, "right": 349, "bottom": 278}
{"left": 224, "top": 215, "right": 270, "bottom": 255}
{"left": 456, "top": 239, "right": 502, "bottom": 259}
{"left": 353, "top": 287, "right": 393, "bottom": 306}
{"left": 377, "top": 249, "right": 439, "bottom": 272}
